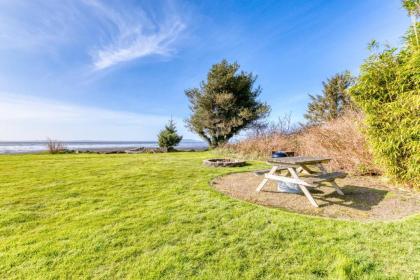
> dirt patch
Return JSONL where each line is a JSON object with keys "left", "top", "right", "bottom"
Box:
{"left": 212, "top": 172, "right": 420, "bottom": 221}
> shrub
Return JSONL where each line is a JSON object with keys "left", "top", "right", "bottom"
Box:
{"left": 297, "top": 111, "right": 378, "bottom": 174}
{"left": 219, "top": 111, "right": 379, "bottom": 175}
{"left": 350, "top": 23, "right": 420, "bottom": 186}
{"left": 157, "top": 119, "right": 183, "bottom": 149}
{"left": 46, "top": 139, "right": 66, "bottom": 154}
{"left": 220, "top": 114, "right": 300, "bottom": 159}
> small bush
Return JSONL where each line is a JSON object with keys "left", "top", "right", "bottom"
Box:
{"left": 46, "top": 139, "right": 66, "bottom": 154}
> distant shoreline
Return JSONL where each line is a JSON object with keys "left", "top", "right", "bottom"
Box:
{"left": 0, "top": 141, "right": 208, "bottom": 154}
{"left": 1, "top": 146, "right": 209, "bottom": 155}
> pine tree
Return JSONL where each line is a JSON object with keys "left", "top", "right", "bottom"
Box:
{"left": 185, "top": 60, "right": 270, "bottom": 148}
{"left": 157, "top": 119, "right": 183, "bottom": 149}
{"left": 304, "top": 71, "right": 355, "bottom": 125}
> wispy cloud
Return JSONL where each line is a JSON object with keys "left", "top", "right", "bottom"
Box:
{"left": 92, "top": 21, "right": 185, "bottom": 70}
{"left": 0, "top": 0, "right": 186, "bottom": 70}
{"left": 86, "top": 1, "right": 186, "bottom": 70}
{"left": 0, "top": 93, "right": 194, "bottom": 141}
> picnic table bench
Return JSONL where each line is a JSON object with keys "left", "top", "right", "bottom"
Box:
{"left": 256, "top": 156, "right": 347, "bottom": 207}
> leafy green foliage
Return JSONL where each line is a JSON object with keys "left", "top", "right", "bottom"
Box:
{"left": 157, "top": 119, "right": 183, "bottom": 148}
{"left": 403, "top": 0, "right": 420, "bottom": 16}
{"left": 304, "top": 71, "right": 355, "bottom": 125}
{"left": 185, "top": 60, "right": 270, "bottom": 148}
{"left": 403, "top": 0, "right": 420, "bottom": 47}
{"left": 0, "top": 153, "right": 419, "bottom": 278}
{"left": 350, "top": 19, "right": 420, "bottom": 186}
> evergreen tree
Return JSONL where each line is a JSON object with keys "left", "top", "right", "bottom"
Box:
{"left": 185, "top": 60, "right": 270, "bottom": 148}
{"left": 304, "top": 71, "right": 355, "bottom": 125}
{"left": 157, "top": 119, "right": 183, "bottom": 149}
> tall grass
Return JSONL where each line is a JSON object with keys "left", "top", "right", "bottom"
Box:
{"left": 220, "top": 111, "right": 380, "bottom": 174}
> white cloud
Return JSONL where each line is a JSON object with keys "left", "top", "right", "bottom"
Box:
{"left": 87, "top": 1, "right": 186, "bottom": 70}
{"left": 0, "top": 0, "right": 186, "bottom": 70}
{"left": 93, "top": 21, "right": 185, "bottom": 70}
{"left": 0, "top": 93, "right": 196, "bottom": 141}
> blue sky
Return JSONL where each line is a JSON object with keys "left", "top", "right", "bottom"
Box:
{"left": 0, "top": 0, "right": 410, "bottom": 141}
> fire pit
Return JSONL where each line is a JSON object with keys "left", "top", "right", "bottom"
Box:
{"left": 203, "top": 158, "right": 246, "bottom": 167}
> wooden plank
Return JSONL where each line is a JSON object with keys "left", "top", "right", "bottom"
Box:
{"left": 256, "top": 166, "right": 277, "bottom": 192}
{"left": 269, "top": 156, "right": 331, "bottom": 165}
{"left": 316, "top": 163, "right": 345, "bottom": 195}
{"left": 265, "top": 164, "right": 291, "bottom": 170}
{"left": 264, "top": 174, "right": 312, "bottom": 187}
{"left": 266, "top": 161, "right": 300, "bottom": 168}
{"left": 254, "top": 166, "right": 289, "bottom": 176}
{"left": 302, "top": 172, "right": 347, "bottom": 184}
{"left": 298, "top": 185, "right": 319, "bottom": 207}
{"left": 288, "top": 168, "right": 319, "bottom": 207}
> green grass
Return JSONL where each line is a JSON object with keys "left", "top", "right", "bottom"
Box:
{"left": 0, "top": 152, "right": 419, "bottom": 279}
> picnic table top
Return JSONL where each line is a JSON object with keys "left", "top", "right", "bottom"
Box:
{"left": 268, "top": 156, "right": 331, "bottom": 165}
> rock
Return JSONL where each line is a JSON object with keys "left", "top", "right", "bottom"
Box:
{"left": 203, "top": 158, "right": 246, "bottom": 167}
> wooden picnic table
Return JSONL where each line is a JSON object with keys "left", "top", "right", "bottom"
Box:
{"left": 256, "top": 156, "right": 346, "bottom": 207}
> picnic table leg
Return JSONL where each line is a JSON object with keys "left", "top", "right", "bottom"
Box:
{"left": 296, "top": 167, "right": 304, "bottom": 174}
{"left": 288, "top": 168, "right": 319, "bottom": 207}
{"left": 317, "top": 163, "right": 327, "bottom": 174}
{"left": 256, "top": 166, "right": 277, "bottom": 192}
{"left": 317, "top": 163, "right": 344, "bottom": 195}
{"left": 300, "top": 164, "right": 316, "bottom": 174}
{"left": 330, "top": 181, "right": 345, "bottom": 195}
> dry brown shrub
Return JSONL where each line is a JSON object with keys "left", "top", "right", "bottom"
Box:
{"left": 221, "top": 113, "right": 299, "bottom": 160}
{"left": 46, "top": 138, "right": 66, "bottom": 154}
{"left": 219, "top": 111, "right": 380, "bottom": 175}
{"left": 296, "top": 111, "right": 378, "bottom": 174}
{"left": 221, "top": 134, "right": 297, "bottom": 160}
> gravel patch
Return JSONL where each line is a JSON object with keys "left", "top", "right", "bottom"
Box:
{"left": 212, "top": 172, "right": 420, "bottom": 221}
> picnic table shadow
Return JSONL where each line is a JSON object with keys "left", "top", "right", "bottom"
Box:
{"left": 315, "top": 185, "right": 388, "bottom": 210}
{"left": 261, "top": 185, "right": 388, "bottom": 211}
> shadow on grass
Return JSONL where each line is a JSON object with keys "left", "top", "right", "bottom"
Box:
{"left": 316, "top": 185, "right": 388, "bottom": 210}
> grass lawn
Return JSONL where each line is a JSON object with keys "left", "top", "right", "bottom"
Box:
{"left": 0, "top": 152, "right": 419, "bottom": 279}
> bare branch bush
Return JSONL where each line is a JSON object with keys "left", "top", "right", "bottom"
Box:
{"left": 46, "top": 138, "right": 66, "bottom": 154}
{"left": 219, "top": 111, "right": 380, "bottom": 175}
{"left": 222, "top": 113, "right": 301, "bottom": 160}
{"left": 296, "top": 111, "right": 379, "bottom": 174}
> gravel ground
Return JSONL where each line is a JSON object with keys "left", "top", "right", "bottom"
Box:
{"left": 212, "top": 172, "right": 420, "bottom": 221}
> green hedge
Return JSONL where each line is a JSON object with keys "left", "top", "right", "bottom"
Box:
{"left": 350, "top": 27, "right": 420, "bottom": 187}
